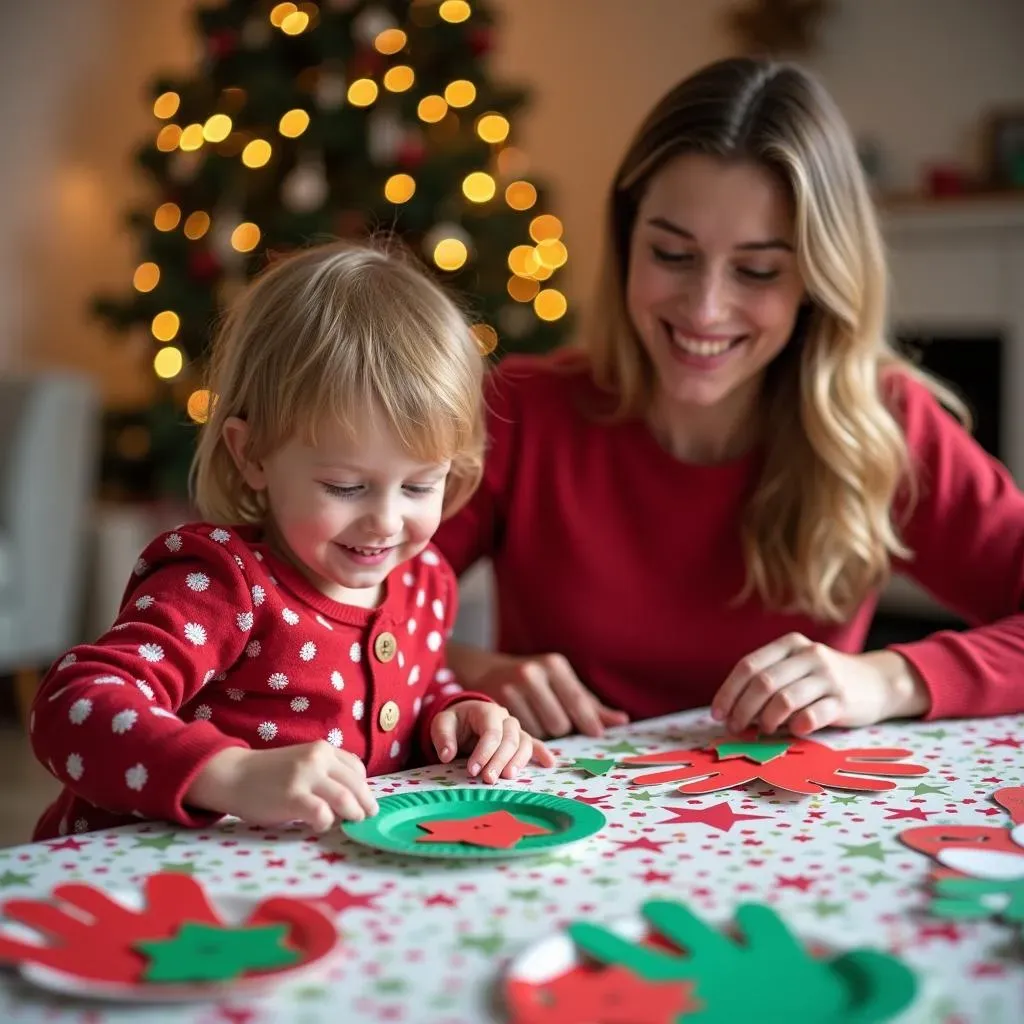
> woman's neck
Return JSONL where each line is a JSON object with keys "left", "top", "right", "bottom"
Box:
{"left": 647, "top": 382, "right": 762, "bottom": 464}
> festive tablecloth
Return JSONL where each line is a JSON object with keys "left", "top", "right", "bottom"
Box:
{"left": 1, "top": 709, "right": 1022, "bottom": 1022}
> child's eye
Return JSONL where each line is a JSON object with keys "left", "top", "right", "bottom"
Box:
{"left": 651, "top": 245, "right": 694, "bottom": 265}
{"left": 322, "top": 483, "right": 362, "bottom": 498}
{"left": 403, "top": 484, "right": 437, "bottom": 496}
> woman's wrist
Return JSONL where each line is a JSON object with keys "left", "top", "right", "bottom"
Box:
{"left": 862, "top": 650, "right": 931, "bottom": 721}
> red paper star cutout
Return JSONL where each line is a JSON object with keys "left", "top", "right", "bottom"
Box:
{"left": 656, "top": 802, "right": 771, "bottom": 832}
{"left": 316, "top": 885, "right": 381, "bottom": 915}
{"left": 416, "top": 811, "right": 552, "bottom": 850}
{"left": 505, "top": 966, "right": 697, "bottom": 1023}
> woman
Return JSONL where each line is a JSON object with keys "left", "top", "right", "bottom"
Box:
{"left": 434, "top": 56, "right": 1024, "bottom": 740}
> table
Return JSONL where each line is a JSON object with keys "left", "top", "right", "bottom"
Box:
{"left": 1, "top": 709, "right": 1022, "bottom": 1022}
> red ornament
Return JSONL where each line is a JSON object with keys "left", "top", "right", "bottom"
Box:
{"left": 189, "top": 248, "right": 222, "bottom": 283}
{"left": 468, "top": 27, "right": 493, "bottom": 56}
{"left": 208, "top": 29, "right": 238, "bottom": 60}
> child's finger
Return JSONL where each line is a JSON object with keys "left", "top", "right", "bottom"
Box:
{"left": 429, "top": 709, "right": 459, "bottom": 763}
{"left": 465, "top": 712, "right": 509, "bottom": 778}
{"left": 326, "top": 765, "right": 379, "bottom": 817}
{"left": 529, "top": 736, "right": 557, "bottom": 767}
{"left": 316, "top": 778, "right": 370, "bottom": 823}
{"left": 500, "top": 734, "right": 534, "bottom": 779}
{"left": 480, "top": 718, "right": 522, "bottom": 783}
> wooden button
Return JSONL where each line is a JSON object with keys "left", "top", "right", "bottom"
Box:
{"left": 379, "top": 700, "right": 400, "bottom": 732}
{"left": 374, "top": 631, "right": 397, "bottom": 663}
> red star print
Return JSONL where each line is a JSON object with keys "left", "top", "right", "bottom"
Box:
{"left": 315, "top": 885, "right": 382, "bottom": 914}
{"left": 610, "top": 837, "right": 669, "bottom": 854}
{"left": 416, "top": 811, "right": 552, "bottom": 850}
{"left": 985, "top": 736, "right": 1023, "bottom": 749}
{"left": 656, "top": 802, "right": 771, "bottom": 832}
{"left": 640, "top": 870, "right": 673, "bottom": 884}
{"left": 884, "top": 807, "right": 934, "bottom": 821}
{"left": 917, "top": 922, "right": 965, "bottom": 944}
{"left": 45, "top": 838, "right": 90, "bottom": 852}
{"left": 970, "top": 962, "right": 1007, "bottom": 978}
{"left": 316, "top": 851, "right": 346, "bottom": 864}
{"left": 215, "top": 1009, "right": 257, "bottom": 1024}
{"left": 776, "top": 874, "right": 814, "bottom": 892}
{"left": 424, "top": 893, "right": 457, "bottom": 907}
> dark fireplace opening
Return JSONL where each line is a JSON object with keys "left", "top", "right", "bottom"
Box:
{"left": 866, "top": 330, "right": 1004, "bottom": 649}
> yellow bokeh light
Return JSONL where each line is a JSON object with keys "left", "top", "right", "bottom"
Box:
{"left": 529, "top": 214, "right": 563, "bottom": 242}
{"left": 439, "top": 0, "right": 471, "bottom": 23}
{"left": 384, "top": 174, "right": 416, "bottom": 204}
{"left": 530, "top": 261, "right": 554, "bottom": 281}
{"left": 374, "top": 28, "right": 407, "bottom": 54}
{"left": 476, "top": 113, "right": 510, "bottom": 144}
{"left": 186, "top": 389, "right": 212, "bottom": 424}
{"left": 183, "top": 210, "right": 211, "bottom": 240}
{"left": 231, "top": 222, "right": 261, "bottom": 253}
{"left": 504, "top": 180, "right": 537, "bottom": 211}
{"left": 507, "top": 276, "right": 539, "bottom": 303}
{"left": 536, "top": 238, "right": 568, "bottom": 269}
{"left": 445, "top": 80, "right": 476, "bottom": 108}
{"left": 202, "top": 114, "right": 233, "bottom": 143}
{"left": 153, "top": 91, "right": 180, "bottom": 119}
{"left": 433, "top": 238, "right": 468, "bottom": 271}
{"left": 383, "top": 65, "right": 415, "bottom": 93}
{"left": 242, "top": 139, "right": 272, "bottom": 168}
{"left": 472, "top": 323, "right": 498, "bottom": 355}
{"left": 133, "top": 262, "right": 160, "bottom": 293}
{"left": 462, "top": 171, "right": 496, "bottom": 203}
{"left": 269, "top": 2, "right": 296, "bottom": 27}
{"left": 278, "top": 108, "right": 310, "bottom": 138}
{"left": 280, "top": 10, "right": 310, "bottom": 34}
{"left": 417, "top": 95, "right": 448, "bottom": 123}
{"left": 508, "top": 244, "right": 539, "bottom": 277}
{"left": 155, "top": 124, "right": 182, "bottom": 152}
{"left": 534, "top": 288, "right": 568, "bottom": 322}
{"left": 154, "top": 346, "right": 184, "bottom": 380}
{"left": 151, "top": 310, "right": 180, "bottom": 342}
{"left": 178, "top": 123, "right": 205, "bottom": 152}
{"left": 347, "top": 78, "right": 379, "bottom": 107}
{"left": 154, "top": 202, "right": 181, "bottom": 232}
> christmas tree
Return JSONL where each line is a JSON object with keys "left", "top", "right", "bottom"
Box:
{"left": 95, "top": 0, "right": 570, "bottom": 501}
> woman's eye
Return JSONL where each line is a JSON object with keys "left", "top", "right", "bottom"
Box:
{"left": 651, "top": 245, "right": 694, "bottom": 265}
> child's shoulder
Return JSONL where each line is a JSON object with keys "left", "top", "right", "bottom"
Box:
{"left": 135, "top": 521, "right": 266, "bottom": 575}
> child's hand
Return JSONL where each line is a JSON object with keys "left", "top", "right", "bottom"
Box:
{"left": 430, "top": 700, "right": 556, "bottom": 783}
{"left": 187, "top": 743, "right": 379, "bottom": 832}
{"left": 474, "top": 652, "right": 629, "bottom": 739}
{"left": 711, "top": 634, "right": 931, "bottom": 736}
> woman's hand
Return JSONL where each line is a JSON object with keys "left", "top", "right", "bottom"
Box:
{"left": 711, "top": 633, "right": 931, "bottom": 736}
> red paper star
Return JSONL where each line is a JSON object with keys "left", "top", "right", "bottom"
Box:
{"left": 316, "top": 885, "right": 381, "bottom": 915}
{"left": 656, "top": 802, "right": 771, "bottom": 832}
{"left": 505, "top": 966, "right": 697, "bottom": 1023}
{"left": 416, "top": 811, "right": 552, "bottom": 850}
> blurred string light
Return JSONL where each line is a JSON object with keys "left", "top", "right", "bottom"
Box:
{"left": 508, "top": 244, "right": 539, "bottom": 277}
{"left": 476, "top": 113, "right": 509, "bottom": 143}
{"left": 348, "top": 78, "right": 379, "bottom": 107}
{"left": 505, "top": 180, "right": 536, "bottom": 210}
{"left": 242, "top": 139, "right": 272, "bottom": 168}
{"left": 151, "top": 310, "right": 180, "bottom": 342}
{"left": 155, "top": 124, "right": 182, "bottom": 152}
{"left": 179, "top": 124, "right": 204, "bottom": 151}
{"left": 281, "top": 10, "right": 310, "bottom": 35}
{"left": 445, "top": 80, "right": 476, "bottom": 108}
{"left": 153, "top": 91, "right": 180, "bottom": 119}
{"left": 269, "top": 2, "right": 296, "bottom": 26}
{"left": 203, "top": 114, "right": 232, "bottom": 142}
{"left": 434, "top": 238, "right": 468, "bottom": 271}
{"left": 534, "top": 288, "right": 567, "bottom": 321}
{"left": 530, "top": 214, "right": 562, "bottom": 241}
{"left": 472, "top": 323, "right": 498, "bottom": 355}
{"left": 133, "top": 263, "right": 160, "bottom": 292}
{"left": 507, "top": 276, "right": 538, "bottom": 302}
{"left": 183, "top": 210, "right": 210, "bottom": 240}
{"left": 154, "top": 346, "right": 184, "bottom": 380}
{"left": 536, "top": 238, "right": 567, "bottom": 268}
{"left": 417, "top": 95, "right": 447, "bottom": 123}
{"left": 439, "top": 1, "right": 471, "bottom": 23}
{"left": 374, "top": 28, "right": 406, "bottom": 54}
{"left": 384, "top": 65, "right": 415, "bottom": 92}
{"left": 278, "top": 108, "right": 310, "bottom": 137}
{"left": 186, "top": 389, "right": 212, "bottom": 423}
{"left": 231, "top": 222, "right": 261, "bottom": 252}
{"left": 384, "top": 173, "right": 416, "bottom": 203}
{"left": 154, "top": 202, "right": 181, "bottom": 231}
{"left": 462, "top": 171, "right": 495, "bottom": 203}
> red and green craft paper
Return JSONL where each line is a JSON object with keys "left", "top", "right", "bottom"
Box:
{"left": 616, "top": 732, "right": 928, "bottom": 795}
{"left": 0, "top": 872, "right": 337, "bottom": 994}
{"left": 505, "top": 899, "right": 916, "bottom": 1023}
{"left": 416, "top": 810, "right": 553, "bottom": 850}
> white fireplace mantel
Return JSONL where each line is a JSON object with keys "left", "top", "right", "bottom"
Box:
{"left": 878, "top": 194, "right": 1024, "bottom": 618}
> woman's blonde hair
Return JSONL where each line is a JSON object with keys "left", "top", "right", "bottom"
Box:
{"left": 192, "top": 239, "right": 485, "bottom": 524}
{"left": 585, "top": 57, "right": 966, "bottom": 621}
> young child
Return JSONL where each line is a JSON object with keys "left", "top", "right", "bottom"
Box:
{"left": 30, "top": 241, "right": 554, "bottom": 841}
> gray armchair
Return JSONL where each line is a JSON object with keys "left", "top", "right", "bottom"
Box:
{"left": 0, "top": 372, "right": 98, "bottom": 724}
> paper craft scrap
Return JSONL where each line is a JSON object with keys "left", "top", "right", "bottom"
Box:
{"left": 0, "top": 872, "right": 337, "bottom": 987}
{"left": 137, "top": 922, "right": 299, "bottom": 984}
{"left": 570, "top": 758, "right": 617, "bottom": 777}
{"left": 619, "top": 735, "right": 927, "bottom": 796}
{"left": 713, "top": 737, "right": 792, "bottom": 764}
{"left": 416, "top": 810, "right": 553, "bottom": 850}
{"left": 506, "top": 966, "right": 697, "bottom": 1024}
{"left": 929, "top": 874, "right": 1024, "bottom": 924}
{"left": 567, "top": 900, "right": 916, "bottom": 1023}
{"left": 993, "top": 786, "right": 1024, "bottom": 825}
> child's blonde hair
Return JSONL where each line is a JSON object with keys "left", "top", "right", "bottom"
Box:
{"left": 192, "top": 239, "right": 485, "bottom": 523}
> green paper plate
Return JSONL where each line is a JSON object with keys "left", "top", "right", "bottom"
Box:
{"left": 341, "top": 787, "right": 606, "bottom": 860}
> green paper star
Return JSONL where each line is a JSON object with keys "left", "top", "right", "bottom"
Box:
{"left": 907, "top": 782, "right": 949, "bottom": 796}
{"left": 603, "top": 740, "right": 641, "bottom": 755}
{"left": 840, "top": 841, "right": 891, "bottom": 863}
{"left": 159, "top": 862, "right": 196, "bottom": 875}
{"left": 862, "top": 871, "right": 896, "bottom": 886}
{"left": 136, "top": 922, "right": 299, "bottom": 983}
{"left": 809, "top": 901, "right": 845, "bottom": 919}
{"left": 458, "top": 933, "right": 504, "bottom": 956}
{"left": 715, "top": 739, "right": 792, "bottom": 764}
{"left": 0, "top": 871, "right": 32, "bottom": 888}
{"left": 133, "top": 834, "right": 181, "bottom": 851}
{"left": 569, "top": 758, "right": 617, "bottom": 776}
{"left": 627, "top": 790, "right": 655, "bottom": 802}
